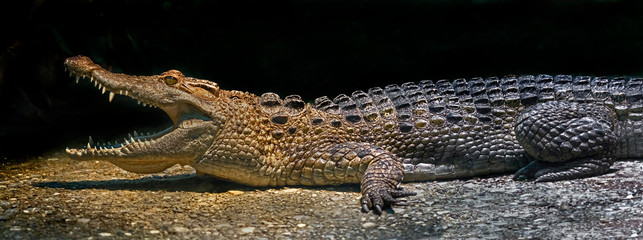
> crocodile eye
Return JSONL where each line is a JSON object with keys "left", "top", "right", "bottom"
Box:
{"left": 164, "top": 76, "right": 178, "bottom": 85}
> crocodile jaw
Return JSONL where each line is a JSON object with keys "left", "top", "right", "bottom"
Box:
{"left": 64, "top": 56, "right": 218, "bottom": 173}
{"left": 65, "top": 118, "right": 217, "bottom": 173}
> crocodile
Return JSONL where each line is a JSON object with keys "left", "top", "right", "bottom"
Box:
{"left": 64, "top": 55, "right": 643, "bottom": 214}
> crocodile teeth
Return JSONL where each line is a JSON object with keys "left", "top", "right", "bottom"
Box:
{"left": 109, "top": 92, "right": 115, "bottom": 102}
{"left": 75, "top": 75, "right": 80, "bottom": 83}
{"left": 101, "top": 86, "right": 106, "bottom": 94}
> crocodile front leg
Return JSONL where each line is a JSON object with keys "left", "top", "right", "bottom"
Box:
{"left": 295, "top": 142, "right": 415, "bottom": 213}
{"left": 513, "top": 101, "right": 618, "bottom": 181}
{"left": 319, "top": 142, "right": 416, "bottom": 214}
{"left": 285, "top": 142, "right": 417, "bottom": 213}
{"left": 359, "top": 148, "right": 416, "bottom": 214}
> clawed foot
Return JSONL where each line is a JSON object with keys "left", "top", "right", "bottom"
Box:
{"left": 513, "top": 158, "right": 612, "bottom": 182}
{"left": 513, "top": 161, "right": 545, "bottom": 181}
{"left": 360, "top": 185, "right": 416, "bottom": 214}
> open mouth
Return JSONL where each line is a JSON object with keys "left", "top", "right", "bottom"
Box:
{"left": 63, "top": 58, "right": 213, "bottom": 160}
{"left": 64, "top": 72, "right": 168, "bottom": 158}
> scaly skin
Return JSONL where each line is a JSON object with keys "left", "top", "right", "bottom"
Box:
{"left": 64, "top": 56, "right": 643, "bottom": 214}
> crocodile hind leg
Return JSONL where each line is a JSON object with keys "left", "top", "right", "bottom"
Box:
{"left": 513, "top": 101, "right": 618, "bottom": 182}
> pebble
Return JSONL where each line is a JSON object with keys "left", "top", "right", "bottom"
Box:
{"left": 362, "top": 222, "right": 377, "bottom": 228}
{"left": 436, "top": 210, "right": 450, "bottom": 215}
{"left": 281, "top": 188, "right": 300, "bottom": 193}
{"left": 98, "top": 232, "right": 112, "bottom": 237}
{"left": 149, "top": 230, "right": 160, "bottom": 234}
{"left": 240, "top": 227, "right": 255, "bottom": 233}
{"left": 4, "top": 208, "right": 18, "bottom": 216}
{"left": 463, "top": 183, "right": 477, "bottom": 188}
{"left": 77, "top": 218, "right": 91, "bottom": 224}
{"left": 227, "top": 190, "right": 244, "bottom": 195}
{"left": 292, "top": 215, "right": 308, "bottom": 220}
{"left": 171, "top": 226, "right": 189, "bottom": 233}
{"left": 22, "top": 208, "right": 37, "bottom": 214}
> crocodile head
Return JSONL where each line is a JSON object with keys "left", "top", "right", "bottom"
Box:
{"left": 64, "top": 56, "right": 220, "bottom": 173}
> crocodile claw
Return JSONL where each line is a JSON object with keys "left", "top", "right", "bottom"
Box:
{"left": 360, "top": 186, "right": 416, "bottom": 214}
{"left": 514, "top": 158, "right": 612, "bottom": 182}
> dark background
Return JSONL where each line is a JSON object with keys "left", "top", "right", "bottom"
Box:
{"left": 1, "top": 0, "right": 643, "bottom": 160}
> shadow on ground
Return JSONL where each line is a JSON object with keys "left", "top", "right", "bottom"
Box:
{"left": 34, "top": 174, "right": 252, "bottom": 193}
{"left": 34, "top": 174, "right": 361, "bottom": 194}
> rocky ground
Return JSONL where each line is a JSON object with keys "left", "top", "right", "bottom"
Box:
{"left": 0, "top": 154, "right": 641, "bottom": 239}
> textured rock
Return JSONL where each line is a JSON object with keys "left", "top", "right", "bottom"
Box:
{"left": 0, "top": 157, "right": 639, "bottom": 239}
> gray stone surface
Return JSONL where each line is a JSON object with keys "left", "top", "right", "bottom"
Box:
{"left": 0, "top": 155, "right": 641, "bottom": 239}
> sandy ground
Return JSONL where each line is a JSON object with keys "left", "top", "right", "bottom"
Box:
{"left": 0, "top": 153, "right": 641, "bottom": 239}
